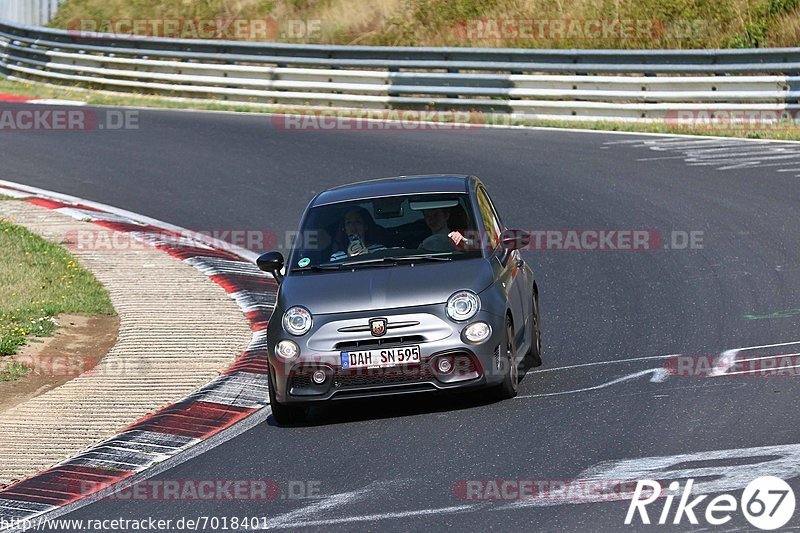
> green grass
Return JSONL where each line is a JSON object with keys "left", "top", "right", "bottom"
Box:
{"left": 0, "top": 360, "right": 31, "bottom": 381}
{"left": 0, "top": 212, "right": 115, "bottom": 360}
{"left": 48, "top": 0, "right": 800, "bottom": 49}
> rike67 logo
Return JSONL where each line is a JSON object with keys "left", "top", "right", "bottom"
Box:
{"left": 626, "top": 476, "right": 795, "bottom": 530}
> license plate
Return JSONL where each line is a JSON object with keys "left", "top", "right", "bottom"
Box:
{"left": 341, "top": 345, "right": 421, "bottom": 369}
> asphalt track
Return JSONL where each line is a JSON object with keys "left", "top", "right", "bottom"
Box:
{"left": 2, "top": 104, "right": 800, "bottom": 531}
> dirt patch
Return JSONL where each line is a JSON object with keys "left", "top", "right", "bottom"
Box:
{"left": 0, "top": 314, "right": 119, "bottom": 413}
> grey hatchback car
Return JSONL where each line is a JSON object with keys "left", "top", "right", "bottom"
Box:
{"left": 257, "top": 175, "right": 542, "bottom": 424}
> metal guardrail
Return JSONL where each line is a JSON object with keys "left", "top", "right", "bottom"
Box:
{"left": 0, "top": 1, "right": 63, "bottom": 27}
{"left": 2, "top": 19, "right": 800, "bottom": 121}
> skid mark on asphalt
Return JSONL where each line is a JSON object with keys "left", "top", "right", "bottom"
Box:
{"left": 603, "top": 137, "right": 800, "bottom": 175}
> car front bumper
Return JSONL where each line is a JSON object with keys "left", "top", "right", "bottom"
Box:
{"left": 268, "top": 306, "right": 507, "bottom": 404}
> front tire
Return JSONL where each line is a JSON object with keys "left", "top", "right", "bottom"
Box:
{"left": 491, "top": 316, "right": 519, "bottom": 400}
{"left": 525, "top": 290, "right": 542, "bottom": 368}
{"left": 268, "top": 365, "right": 307, "bottom": 425}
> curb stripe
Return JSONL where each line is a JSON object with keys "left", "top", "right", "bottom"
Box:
{"left": 124, "top": 401, "right": 257, "bottom": 440}
{"left": 0, "top": 94, "right": 34, "bottom": 103}
{"left": 0, "top": 467, "right": 132, "bottom": 506}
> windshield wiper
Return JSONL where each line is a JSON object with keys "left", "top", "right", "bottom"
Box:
{"left": 341, "top": 254, "right": 453, "bottom": 268}
{"left": 340, "top": 257, "right": 398, "bottom": 268}
{"left": 290, "top": 263, "right": 343, "bottom": 272}
{"left": 386, "top": 254, "right": 453, "bottom": 262}
{"left": 293, "top": 254, "right": 454, "bottom": 271}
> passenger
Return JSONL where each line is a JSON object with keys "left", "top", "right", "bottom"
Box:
{"left": 419, "top": 208, "right": 471, "bottom": 251}
{"left": 330, "top": 207, "right": 386, "bottom": 261}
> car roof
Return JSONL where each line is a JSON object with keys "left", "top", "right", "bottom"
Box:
{"left": 311, "top": 174, "right": 474, "bottom": 206}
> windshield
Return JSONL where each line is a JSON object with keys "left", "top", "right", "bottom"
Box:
{"left": 288, "top": 193, "right": 484, "bottom": 271}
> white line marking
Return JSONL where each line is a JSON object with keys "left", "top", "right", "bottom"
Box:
{"left": 283, "top": 441, "right": 800, "bottom": 524}
{"left": 709, "top": 350, "right": 800, "bottom": 377}
{"left": 530, "top": 353, "right": 681, "bottom": 374}
{"left": 685, "top": 148, "right": 794, "bottom": 160}
{"left": 503, "top": 443, "right": 800, "bottom": 509}
{"left": 529, "top": 340, "right": 800, "bottom": 375}
{"left": 256, "top": 482, "right": 389, "bottom": 530}
{"left": 709, "top": 342, "right": 800, "bottom": 376}
{"left": 724, "top": 350, "right": 800, "bottom": 365}
{"left": 0, "top": 187, "right": 32, "bottom": 198}
{"left": 31, "top": 99, "right": 87, "bottom": 106}
{"left": 263, "top": 505, "right": 477, "bottom": 529}
{"left": 708, "top": 348, "right": 740, "bottom": 377}
{"left": 517, "top": 368, "right": 670, "bottom": 399}
{"left": 722, "top": 363, "right": 800, "bottom": 377}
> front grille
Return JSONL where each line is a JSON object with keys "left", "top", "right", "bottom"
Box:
{"left": 335, "top": 335, "right": 426, "bottom": 350}
{"left": 288, "top": 352, "right": 480, "bottom": 396}
{"left": 290, "top": 374, "right": 313, "bottom": 389}
{"left": 334, "top": 366, "right": 433, "bottom": 388}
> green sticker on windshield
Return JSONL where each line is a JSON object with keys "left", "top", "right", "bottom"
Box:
{"left": 298, "top": 257, "right": 311, "bottom": 267}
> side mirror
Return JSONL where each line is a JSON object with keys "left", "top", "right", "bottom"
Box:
{"left": 500, "top": 229, "right": 530, "bottom": 251}
{"left": 257, "top": 251, "right": 284, "bottom": 281}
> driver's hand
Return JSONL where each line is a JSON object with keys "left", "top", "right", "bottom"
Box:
{"left": 448, "top": 231, "right": 469, "bottom": 249}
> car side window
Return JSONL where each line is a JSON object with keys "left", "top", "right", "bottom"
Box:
{"left": 476, "top": 187, "right": 502, "bottom": 250}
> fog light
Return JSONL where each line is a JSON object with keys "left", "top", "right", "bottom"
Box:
{"left": 312, "top": 370, "right": 327, "bottom": 384}
{"left": 276, "top": 340, "right": 299, "bottom": 360}
{"left": 437, "top": 356, "right": 454, "bottom": 374}
{"left": 463, "top": 321, "right": 491, "bottom": 344}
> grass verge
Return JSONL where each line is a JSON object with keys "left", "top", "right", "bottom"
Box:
{"left": 0, "top": 360, "right": 30, "bottom": 381}
{"left": 0, "top": 210, "right": 115, "bottom": 381}
{"left": 4, "top": 76, "right": 800, "bottom": 141}
{"left": 46, "top": 0, "right": 800, "bottom": 49}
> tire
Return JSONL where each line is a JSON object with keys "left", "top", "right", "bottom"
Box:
{"left": 491, "top": 316, "right": 519, "bottom": 400}
{"left": 525, "top": 290, "right": 543, "bottom": 368}
{"left": 268, "top": 365, "right": 307, "bottom": 425}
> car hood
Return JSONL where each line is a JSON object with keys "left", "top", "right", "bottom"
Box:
{"left": 278, "top": 258, "right": 495, "bottom": 315}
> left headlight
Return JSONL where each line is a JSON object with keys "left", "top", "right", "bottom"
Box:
{"left": 283, "top": 306, "right": 312, "bottom": 336}
{"left": 446, "top": 290, "right": 480, "bottom": 322}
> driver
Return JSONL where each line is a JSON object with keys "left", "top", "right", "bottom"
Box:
{"left": 330, "top": 207, "right": 386, "bottom": 261}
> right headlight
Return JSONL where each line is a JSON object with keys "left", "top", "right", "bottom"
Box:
{"left": 446, "top": 290, "right": 480, "bottom": 322}
{"left": 283, "top": 306, "right": 312, "bottom": 336}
